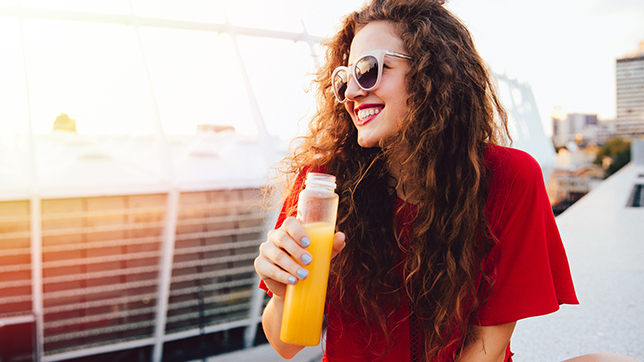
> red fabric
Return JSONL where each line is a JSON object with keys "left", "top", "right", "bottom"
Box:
{"left": 474, "top": 146, "right": 579, "bottom": 326}
{"left": 259, "top": 146, "right": 578, "bottom": 361}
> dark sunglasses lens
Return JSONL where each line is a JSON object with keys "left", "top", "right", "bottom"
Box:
{"left": 334, "top": 70, "right": 348, "bottom": 101}
{"left": 355, "top": 56, "right": 378, "bottom": 89}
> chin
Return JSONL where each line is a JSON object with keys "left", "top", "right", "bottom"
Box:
{"left": 355, "top": 129, "right": 370, "bottom": 148}
{"left": 357, "top": 138, "right": 380, "bottom": 149}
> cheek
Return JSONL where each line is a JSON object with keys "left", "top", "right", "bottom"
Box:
{"left": 389, "top": 97, "right": 409, "bottom": 121}
{"left": 395, "top": 90, "right": 410, "bottom": 117}
{"left": 383, "top": 82, "right": 409, "bottom": 114}
{"left": 344, "top": 102, "right": 354, "bottom": 116}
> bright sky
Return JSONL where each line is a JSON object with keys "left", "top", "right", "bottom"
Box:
{"left": 0, "top": 0, "right": 642, "bottom": 138}
{"left": 445, "top": 0, "right": 644, "bottom": 135}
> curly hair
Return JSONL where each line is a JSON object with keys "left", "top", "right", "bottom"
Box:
{"left": 277, "top": 0, "right": 510, "bottom": 360}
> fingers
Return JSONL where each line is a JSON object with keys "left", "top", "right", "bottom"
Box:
{"left": 331, "top": 232, "right": 346, "bottom": 259}
{"left": 254, "top": 218, "right": 312, "bottom": 290}
{"left": 253, "top": 255, "right": 287, "bottom": 298}
{"left": 263, "top": 230, "right": 310, "bottom": 280}
{"left": 274, "top": 218, "right": 313, "bottom": 267}
{"left": 281, "top": 217, "right": 311, "bottom": 248}
{"left": 254, "top": 217, "right": 347, "bottom": 298}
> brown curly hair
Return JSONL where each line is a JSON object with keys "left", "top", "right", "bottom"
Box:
{"left": 276, "top": 0, "right": 510, "bottom": 360}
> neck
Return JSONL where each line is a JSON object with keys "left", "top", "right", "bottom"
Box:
{"left": 387, "top": 159, "right": 418, "bottom": 204}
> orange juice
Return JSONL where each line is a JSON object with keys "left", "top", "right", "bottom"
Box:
{"left": 280, "top": 222, "right": 336, "bottom": 346}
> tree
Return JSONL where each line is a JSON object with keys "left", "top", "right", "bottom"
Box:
{"left": 593, "top": 137, "right": 631, "bottom": 178}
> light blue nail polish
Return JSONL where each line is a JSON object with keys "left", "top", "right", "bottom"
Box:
{"left": 297, "top": 269, "right": 308, "bottom": 279}
{"left": 301, "top": 237, "right": 311, "bottom": 248}
{"left": 301, "top": 254, "right": 312, "bottom": 265}
{"left": 288, "top": 276, "right": 297, "bottom": 285}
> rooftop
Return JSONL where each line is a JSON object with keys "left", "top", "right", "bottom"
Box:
{"left": 0, "top": 130, "right": 286, "bottom": 200}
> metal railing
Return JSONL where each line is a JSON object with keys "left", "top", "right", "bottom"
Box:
{"left": 0, "top": 188, "right": 273, "bottom": 362}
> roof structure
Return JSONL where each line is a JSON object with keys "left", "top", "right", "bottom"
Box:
{"left": 0, "top": 130, "right": 285, "bottom": 201}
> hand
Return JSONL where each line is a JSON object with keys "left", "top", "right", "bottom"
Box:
{"left": 254, "top": 217, "right": 346, "bottom": 299}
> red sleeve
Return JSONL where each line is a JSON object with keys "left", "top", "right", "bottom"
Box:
{"left": 474, "top": 146, "right": 579, "bottom": 326}
{"left": 258, "top": 169, "right": 308, "bottom": 297}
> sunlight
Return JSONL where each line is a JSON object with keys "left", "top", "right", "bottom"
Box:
{"left": 0, "top": 0, "right": 361, "bottom": 138}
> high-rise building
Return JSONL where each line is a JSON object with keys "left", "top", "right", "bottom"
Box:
{"left": 616, "top": 41, "right": 644, "bottom": 137}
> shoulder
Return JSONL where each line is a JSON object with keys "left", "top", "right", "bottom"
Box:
{"left": 484, "top": 145, "right": 544, "bottom": 187}
{"left": 484, "top": 145, "right": 548, "bottom": 229}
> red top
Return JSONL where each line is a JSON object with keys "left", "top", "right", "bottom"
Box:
{"left": 260, "top": 145, "right": 578, "bottom": 361}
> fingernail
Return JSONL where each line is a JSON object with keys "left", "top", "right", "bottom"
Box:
{"left": 288, "top": 276, "right": 297, "bottom": 285}
{"left": 301, "top": 237, "right": 310, "bottom": 248}
{"left": 301, "top": 254, "right": 312, "bottom": 265}
{"left": 297, "top": 269, "right": 308, "bottom": 280}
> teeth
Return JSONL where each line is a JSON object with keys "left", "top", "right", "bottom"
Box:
{"left": 358, "top": 108, "right": 380, "bottom": 121}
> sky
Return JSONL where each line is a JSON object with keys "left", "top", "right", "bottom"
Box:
{"left": 0, "top": 0, "right": 643, "bottom": 138}
{"left": 444, "top": 0, "right": 644, "bottom": 134}
{"left": 217, "top": 0, "right": 644, "bottom": 136}
{"left": 318, "top": 0, "right": 644, "bottom": 135}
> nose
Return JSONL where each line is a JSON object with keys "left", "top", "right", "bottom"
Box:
{"left": 344, "top": 74, "right": 367, "bottom": 101}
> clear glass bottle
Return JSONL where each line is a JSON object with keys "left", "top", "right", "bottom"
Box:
{"left": 280, "top": 172, "right": 339, "bottom": 346}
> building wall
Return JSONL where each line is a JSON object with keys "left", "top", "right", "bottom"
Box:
{"left": 0, "top": 189, "right": 272, "bottom": 362}
{"left": 616, "top": 55, "right": 644, "bottom": 137}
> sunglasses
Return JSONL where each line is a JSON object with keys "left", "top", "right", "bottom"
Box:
{"left": 332, "top": 49, "right": 412, "bottom": 103}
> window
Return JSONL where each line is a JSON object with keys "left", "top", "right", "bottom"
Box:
{"left": 627, "top": 184, "right": 643, "bottom": 207}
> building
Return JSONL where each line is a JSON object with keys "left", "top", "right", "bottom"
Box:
{"left": 616, "top": 41, "right": 644, "bottom": 137}
{"left": 0, "top": 129, "right": 284, "bottom": 362}
{"left": 548, "top": 141, "right": 607, "bottom": 215}
{"left": 579, "top": 118, "right": 615, "bottom": 146}
{"left": 554, "top": 144, "right": 599, "bottom": 169}
{"left": 547, "top": 162, "right": 604, "bottom": 215}
{"left": 552, "top": 112, "right": 613, "bottom": 148}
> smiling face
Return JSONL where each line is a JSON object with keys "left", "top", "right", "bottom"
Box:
{"left": 344, "top": 21, "right": 410, "bottom": 148}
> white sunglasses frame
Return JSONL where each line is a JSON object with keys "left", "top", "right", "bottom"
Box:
{"left": 331, "top": 49, "right": 412, "bottom": 103}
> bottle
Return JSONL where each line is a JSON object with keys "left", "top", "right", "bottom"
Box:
{"left": 280, "top": 172, "right": 339, "bottom": 346}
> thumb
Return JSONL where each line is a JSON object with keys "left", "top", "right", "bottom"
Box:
{"left": 331, "top": 231, "right": 346, "bottom": 258}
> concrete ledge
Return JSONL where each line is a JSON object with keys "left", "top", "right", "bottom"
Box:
{"left": 189, "top": 344, "right": 323, "bottom": 362}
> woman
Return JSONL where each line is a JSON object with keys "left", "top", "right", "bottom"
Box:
{"left": 254, "top": 0, "right": 635, "bottom": 361}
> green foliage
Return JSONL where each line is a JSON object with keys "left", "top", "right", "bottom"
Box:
{"left": 594, "top": 137, "right": 631, "bottom": 178}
